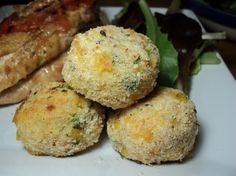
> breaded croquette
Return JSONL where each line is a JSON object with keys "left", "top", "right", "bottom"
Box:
{"left": 107, "top": 87, "right": 198, "bottom": 164}
{"left": 62, "top": 25, "right": 159, "bottom": 109}
{"left": 13, "top": 82, "right": 105, "bottom": 157}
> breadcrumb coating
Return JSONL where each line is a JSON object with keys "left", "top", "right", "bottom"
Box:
{"left": 62, "top": 25, "right": 159, "bottom": 109}
{"left": 13, "top": 82, "right": 105, "bottom": 157}
{"left": 107, "top": 87, "right": 198, "bottom": 164}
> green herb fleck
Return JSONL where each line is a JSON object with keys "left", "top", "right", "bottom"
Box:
{"left": 71, "top": 117, "right": 87, "bottom": 129}
{"left": 66, "top": 85, "right": 74, "bottom": 90}
{"left": 70, "top": 113, "right": 76, "bottom": 117}
{"left": 69, "top": 65, "right": 76, "bottom": 72}
{"left": 145, "top": 49, "right": 152, "bottom": 57}
{"left": 112, "top": 54, "right": 120, "bottom": 64}
{"left": 71, "top": 139, "right": 80, "bottom": 145}
{"left": 50, "top": 86, "right": 58, "bottom": 91}
{"left": 134, "top": 56, "right": 141, "bottom": 64}
{"left": 122, "top": 74, "right": 139, "bottom": 92}
{"left": 70, "top": 113, "right": 93, "bottom": 129}
{"left": 100, "top": 30, "right": 106, "bottom": 37}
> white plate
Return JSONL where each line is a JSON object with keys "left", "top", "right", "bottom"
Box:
{"left": 1, "top": 7, "right": 236, "bottom": 176}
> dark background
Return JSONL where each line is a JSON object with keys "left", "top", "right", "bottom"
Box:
{"left": 0, "top": 0, "right": 171, "bottom": 7}
{"left": 1, "top": 0, "right": 235, "bottom": 79}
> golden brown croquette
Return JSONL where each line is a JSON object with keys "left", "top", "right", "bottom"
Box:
{"left": 62, "top": 25, "right": 160, "bottom": 109}
{"left": 107, "top": 87, "right": 198, "bottom": 164}
{"left": 13, "top": 82, "right": 105, "bottom": 157}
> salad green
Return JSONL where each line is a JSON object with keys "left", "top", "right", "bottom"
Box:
{"left": 139, "top": 0, "right": 179, "bottom": 87}
{"left": 113, "top": 0, "right": 221, "bottom": 93}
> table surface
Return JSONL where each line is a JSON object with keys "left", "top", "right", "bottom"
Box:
{"left": 0, "top": 0, "right": 235, "bottom": 79}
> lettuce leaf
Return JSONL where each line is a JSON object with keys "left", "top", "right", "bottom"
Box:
{"left": 155, "top": 20, "right": 179, "bottom": 87}
{"left": 199, "top": 51, "right": 220, "bottom": 64}
{"left": 139, "top": 0, "right": 179, "bottom": 87}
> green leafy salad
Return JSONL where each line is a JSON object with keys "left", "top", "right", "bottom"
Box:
{"left": 113, "top": 0, "right": 222, "bottom": 94}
